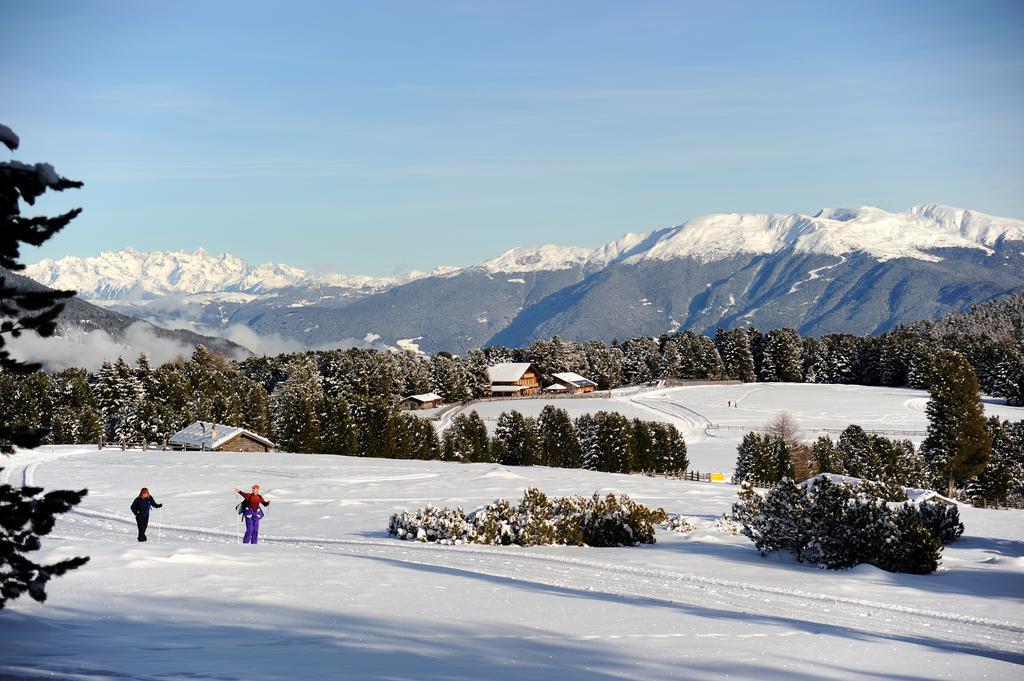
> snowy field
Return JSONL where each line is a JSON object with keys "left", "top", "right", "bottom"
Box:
{"left": 2, "top": 445, "right": 1023, "bottom": 680}
{"left": 459, "top": 383, "right": 1024, "bottom": 473}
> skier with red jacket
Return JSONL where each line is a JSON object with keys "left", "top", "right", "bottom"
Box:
{"left": 234, "top": 484, "right": 271, "bottom": 544}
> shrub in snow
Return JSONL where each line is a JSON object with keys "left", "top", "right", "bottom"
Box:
{"left": 662, "top": 514, "right": 698, "bottom": 533}
{"left": 387, "top": 504, "right": 476, "bottom": 545}
{"left": 916, "top": 501, "right": 964, "bottom": 545}
{"left": 388, "top": 488, "right": 667, "bottom": 548}
{"left": 557, "top": 492, "right": 668, "bottom": 547}
{"left": 731, "top": 476, "right": 950, "bottom": 574}
{"left": 714, "top": 514, "right": 742, "bottom": 535}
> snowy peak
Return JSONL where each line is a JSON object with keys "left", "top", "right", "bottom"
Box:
{"left": 477, "top": 245, "right": 596, "bottom": 273}
{"left": 24, "top": 248, "right": 309, "bottom": 300}
{"left": 23, "top": 248, "right": 409, "bottom": 301}
{"left": 626, "top": 204, "right": 1024, "bottom": 264}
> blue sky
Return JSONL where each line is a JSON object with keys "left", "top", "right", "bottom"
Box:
{"left": 4, "top": 1, "right": 1023, "bottom": 275}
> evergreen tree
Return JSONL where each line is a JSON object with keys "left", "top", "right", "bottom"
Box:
{"left": 631, "top": 419, "right": 656, "bottom": 472}
{"left": 811, "top": 435, "right": 843, "bottom": 475}
{"left": 921, "top": 350, "right": 992, "bottom": 497}
{"left": 430, "top": 353, "right": 469, "bottom": 403}
{"left": 353, "top": 396, "right": 406, "bottom": 459}
{"left": 0, "top": 124, "right": 88, "bottom": 605}
{"left": 396, "top": 350, "right": 432, "bottom": 397}
{"left": 993, "top": 349, "right": 1024, "bottom": 406}
{"left": 621, "top": 337, "right": 658, "bottom": 384}
{"left": 800, "top": 336, "right": 824, "bottom": 383}
{"left": 576, "top": 414, "right": 600, "bottom": 471}
{"left": 763, "top": 329, "right": 803, "bottom": 382}
{"left": 658, "top": 339, "right": 681, "bottom": 379}
{"left": 652, "top": 422, "right": 688, "bottom": 474}
{"left": 442, "top": 412, "right": 492, "bottom": 462}
{"left": 593, "top": 411, "right": 633, "bottom": 473}
{"left": 271, "top": 357, "right": 324, "bottom": 453}
{"left": 582, "top": 341, "right": 623, "bottom": 389}
{"left": 492, "top": 411, "right": 540, "bottom": 466}
{"left": 964, "top": 417, "right": 1021, "bottom": 503}
{"left": 465, "top": 349, "right": 491, "bottom": 398}
{"left": 319, "top": 395, "right": 359, "bottom": 455}
{"left": 407, "top": 415, "right": 441, "bottom": 461}
{"left": 537, "top": 405, "right": 580, "bottom": 468}
{"left": 49, "top": 369, "right": 103, "bottom": 444}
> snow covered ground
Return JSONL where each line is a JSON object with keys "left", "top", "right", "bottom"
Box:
{"left": 458, "top": 383, "right": 1024, "bottom": 474}
{"left": 2, "top": 444, "right": 1023, "bottom": 680}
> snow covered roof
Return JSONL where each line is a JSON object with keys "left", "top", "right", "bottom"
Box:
{"left": 488, "top": 363, "right": 535, "bottom": 383}
{"left": 404, "top": 392, "right": 443, "bottom": 403}
{"left": 552, "top": 372, "right": 598, "bottom": 388}
{"left": 544, "top": 383, "right": 570, "bottom": 392}
{"left": 169, "top": 421, "right": 275, "bottom": 450}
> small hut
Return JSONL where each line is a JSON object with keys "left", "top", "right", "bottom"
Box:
{"left": 400, "top": 392, "right": 444, "bottom": 410}
{"left": 547, "top": 371, "right": 598, "bottom": 394}
{"left": 169, "top": 421, "right": 276, "bottom": 452}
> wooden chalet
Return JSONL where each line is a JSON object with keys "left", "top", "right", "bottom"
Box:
{"left": 547, "top": 371, "right": 598, "bottom": 394}
{"left": 400, "top": 392, "right": 444, "bottom": 410}
{"left": 169, "top": 421, "right": 276, "bottom": 452}
{"left": 487, "top": 362, "right": 541, "bottom": 396}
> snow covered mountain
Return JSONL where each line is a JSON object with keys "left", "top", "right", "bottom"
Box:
{"left": 24, "top": 204, "right": 1024, "bottom": 354}
{"left": 23, "top": 247, "right": 416, "bottom": 300}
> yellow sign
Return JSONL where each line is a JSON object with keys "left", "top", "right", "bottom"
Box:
{"left": 710, "top": 473, "right": 726, "bottom": 482}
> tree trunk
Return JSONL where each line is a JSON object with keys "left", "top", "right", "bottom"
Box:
{"left": 947, "top": 473, "right": 955, "bottom": 499}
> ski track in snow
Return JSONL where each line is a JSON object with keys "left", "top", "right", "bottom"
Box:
{"left": 787, "top": 255, "right": 847, "bottom": 295}
{"left": 13, "top": 451, "right": 1024, "bottom": 665}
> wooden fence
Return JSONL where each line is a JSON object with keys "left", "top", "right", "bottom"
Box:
{"left": 706, "top": 424, "right": 927, "bottom": 437}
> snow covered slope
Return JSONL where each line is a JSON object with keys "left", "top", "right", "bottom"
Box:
{"left": 2, "top": 444, "right": 1022, "bottom": 680}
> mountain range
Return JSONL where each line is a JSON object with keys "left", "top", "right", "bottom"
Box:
{"left": 24, "top": 204, "right": 1024, "bottom": 355}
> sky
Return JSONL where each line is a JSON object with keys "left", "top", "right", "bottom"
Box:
{"left": 3, "top": 1, "right": 1023, "bottom": 276}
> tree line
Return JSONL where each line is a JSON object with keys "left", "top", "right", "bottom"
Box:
{"left": 732, "top": 350, "right": 1023, "bottom": 503}
{"left": 442, "top": 407, "right": 688, "bottom": 474}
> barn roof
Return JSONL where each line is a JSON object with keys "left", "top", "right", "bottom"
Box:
{"left": 404, "top": 392, "right": 444, "bottom": 403}
{"left": 488, "top": 362, "right": 535, "bottom": 383}
{"left": 552, "top": 372, "right": 598, "bottom": 388}
{"left": 169, "top": 421, "right": 276, "bottom": 450}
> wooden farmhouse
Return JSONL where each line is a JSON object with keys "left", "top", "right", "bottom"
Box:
{"left": 400, "top": 392, "right": 444, "bottom": 410}
{"left": 487, "top": 362, "right": 541, "bottom": 396}
{"left": 169, "top": 421, "right": 276, "bottom": 452}
{"left": 546, "top": 371, "right": 599, "bottom": 394}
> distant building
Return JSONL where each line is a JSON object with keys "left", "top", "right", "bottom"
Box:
{"left": 400, "top": 392, "right": 444, "bottom": 410}
{"left": 169, "top": 421, "right": 276, "bottom": 452}
{"left": 547, "top": 371, "right": 598, "bottom": 394}
{"left": 487, "top": 362, "right": 541, "bottom": 396}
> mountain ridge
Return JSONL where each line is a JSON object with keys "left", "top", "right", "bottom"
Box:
{"left": 22, "top": 204, "right": 1024, "bottom": 354}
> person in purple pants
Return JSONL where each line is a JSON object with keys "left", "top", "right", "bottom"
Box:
{"left": 234, "top": 484, "right": 271, "bottom": 544}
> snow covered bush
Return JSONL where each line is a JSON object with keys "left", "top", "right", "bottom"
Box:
{"left": 731, "top": 476, "right": 950, "bottom": 574}
{"left": 387, "top": 504, "right": 476, "bottom": 545}
{"left": 388, "top": 488, "right": 667, "bottom": 548}
{"left": 662, "top": 514, "right": 698, "bottom": 533}
{"left": 916, "top": 501, "right": 964, "bottom": 544}
{"left": 555, "top": 491, "right": 668, "bottom": 546}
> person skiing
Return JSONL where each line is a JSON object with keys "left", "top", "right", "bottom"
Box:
{"left": 234, "top": 484, "right": 271, "bottom": 545}
{"left": 130, "top": 487, "right": 163, "bottom": 542}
